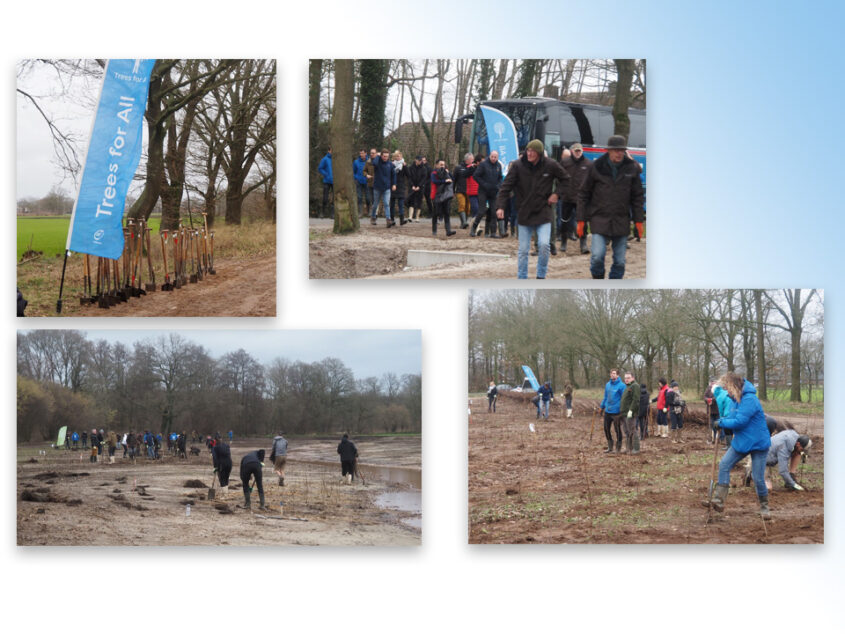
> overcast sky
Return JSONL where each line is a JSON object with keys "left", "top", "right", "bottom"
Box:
{"left": 22, "top": 329, "right": 422, "bottom": 379}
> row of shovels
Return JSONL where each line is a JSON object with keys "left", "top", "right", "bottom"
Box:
{"left": 81, "top": 216, "right": 216, "bottom": 309}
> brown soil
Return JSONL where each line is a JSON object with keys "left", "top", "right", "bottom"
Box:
{"left": 18, "top": 437, "right": 420, "bottom": 546}
{"left": 468, "top": 394, "right": 823, "bottom": 544}
{"left": 309, "top": 219, "right": 646, "bottom": 279}
{"left": 70, "top": 255, "right": 276, "bottom": 317}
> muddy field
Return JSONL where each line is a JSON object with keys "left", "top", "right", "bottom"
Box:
{"left": 468, "top": 393, "right": 823, "bottom": 544}
{"left": 17, "top": 436, "right": 420, "bottom": 546}
{"left": 309, "top": 218, "right": 646, "bottom": 279}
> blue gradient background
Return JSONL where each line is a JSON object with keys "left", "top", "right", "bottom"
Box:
{"left": 3, "top": 0, "right": 844, "bottom": 632}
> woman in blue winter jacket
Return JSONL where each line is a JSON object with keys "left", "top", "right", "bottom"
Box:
{"left": 704, "top": 372, "right": 772, "bottom": 519}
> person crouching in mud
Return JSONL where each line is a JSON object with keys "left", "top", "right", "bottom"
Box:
{"left": 239, "top": 449, "right": 266, "bottom": 510}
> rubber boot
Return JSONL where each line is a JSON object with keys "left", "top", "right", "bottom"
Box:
{"left": 459, "top": 211, "right": 468, "bottom": 229}
{"left": 498, "top": 219, "right": 508, "bottom": 238}
{"left": 759, "top": 495, "right": 772, "bottom": 520}
{"left": 671, "top": 428, "right": 678, "bottom": 444}
{"left": 604, "top": 438, "right": 613, "bottom": 454}
{"left": 621, "top": 436, "right": 630, "bottom": 455}
{"left": 702, "top": 483, "right": 728, "bottom": 512}
{"left": 258, "top": 491, "right": 266, "bottom": 510}
{"left": 566, "top": 409, "right": 572, "bottom": 418}
{"left": 678, "top": 428, "right": 685, "bottom": 444}
{"left": 243, "top": 489, "right": 251, "bottom": 510}
{"left": 743, "top": 465, "right": 753, "bottom": 487}
{"left": 550, "top": 242, "right": 557, "bottom": 255}
{"left": 346, "top": 473, "right": 352, "bottom": 485}
{"left": 615, "top": 438, "right": 623, "bottom": 453}
{"left": 580, "top": 236, "right": 590, "bottom": 254}
{"left": 279, "top": 476, "right": 284, "bottom": 486}
{"left": 632, "top": 434, "right": 641, "bottom": 455}
{"left": 470, "top": 217, "right": 481, "bottom": 236}
{"left": 222, "top": 485, "right": 228, "bottom": 495}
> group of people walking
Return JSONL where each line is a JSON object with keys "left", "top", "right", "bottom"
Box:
{"left": 318, "top": 135, "right": 644, "bottom": 279}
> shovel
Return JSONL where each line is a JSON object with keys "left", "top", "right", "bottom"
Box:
{"left": 132, "top": 225, "right": 146, "bottom": 297}
{"left": 144, "top": 225, "right": 157, "bottom": 291}
{"left": 172, "top": 232, "right": 183, "bottom": 289}
{"left": 189, "top": 230, "right": 198, "bottom": 283}
{"left": 160, "top": 232, "right": 174, "bottom": 291}
{"left": 208, "top": 231, "right": 216, "bottom": 274}
{"left": 195, "top": 230, "right": 204, "bottom": 281}
{"left": 208, "top": 470, "right": 217, "bottom": 501}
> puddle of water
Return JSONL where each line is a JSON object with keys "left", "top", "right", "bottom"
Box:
{"left": 297, "top": 460, "right": 421, "bottom": 488}
{"left": 374, "top": 490, "right": 422, "bottom": 529}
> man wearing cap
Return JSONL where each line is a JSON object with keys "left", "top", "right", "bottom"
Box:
{"left": 765, "top": 430, "right": 811, "bottom": 491}
{"left": 495, "top": 139, "right": 569, "bottom": 279}
{"left": 560, "top": 143, "right": 592, "bottom": 254}
{"left": 352, "top": 149, "right": 370, "bottom": 218}
{"left": 577, "top": 135, "right": 645, "bottom": 279}
{"left": 318, "top": 147, "right": 333, "bottom": 218}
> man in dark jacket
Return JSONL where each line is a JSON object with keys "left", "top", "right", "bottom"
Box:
{"left": 560, "top": 143, "right": 592, "bottom": 254}
{"left": 212, "top": 437, "right": 233, "bottom": 494}
{"left": 369, "top": 149, "right": 397, "bottom": 226}
{"left": 495, "top": 139, "right": 569, "bottom": 279}
{"left": 407, "top": 156, "right": 428, "bottom": 222}
{"left": 271, "top": 432, "right": 288, "bottom": 486}
{"left": 239, "top": 449, "right": 266, "bottom": 510}
{"left": 577, "top": 135, "right": 645, "bottom": 279}
{"left": 620, "top": 372, "right": 641, "bottom": 454}
{"left": 472, "top": 151, "right": 503, "bottom": 237}
{"left": 318, "top": 147, "right": 333, "bottom": 218}
{"left": 337, "top": 434, "right": 358, "bottom": 484}
{"left": 638, "top": 383, "right": 650, "bottom": 440}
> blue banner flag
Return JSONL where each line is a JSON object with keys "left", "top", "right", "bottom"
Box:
{"left": 521, "top": 365, "right": 540, "bottom": 391}
{"left": 480, "top": 105, "right": 518, "bottom": 177}
{"left": 67, "top": 59, "right": 155, "bottom": 259}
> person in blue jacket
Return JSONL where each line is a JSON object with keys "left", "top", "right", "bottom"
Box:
{"left": 537, "top": 381, "right": 553, "bottom": 419}
{"left": 600, "top": 368, "right": 626, "bottom": 453}
{"left": 318, "top": 147, "right": 333, "bottom": 218}
{"left": 704, "top": 372, "right": 773, "bottom": 520}
{"left": 71, "top": 430, "right": 79, "bottom": 449}
{"left": 352, "top": 149, "right": 370, "bottom": 217}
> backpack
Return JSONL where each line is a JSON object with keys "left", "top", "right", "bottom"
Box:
{"left": 673, "top": 392, "right": 686, "bottom": 414}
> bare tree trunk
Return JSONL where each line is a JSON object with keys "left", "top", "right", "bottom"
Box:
{"left": 492, "top": 59, "right": 509, "bottom": 99}
{"left": 754, "top": 290, "right": 768, "bottom": 400}
{"left": 613, "top": 59, "right": 634, "bottom": 139}
{"left": 331, "top": 60, "right": 358, "bottom": 234}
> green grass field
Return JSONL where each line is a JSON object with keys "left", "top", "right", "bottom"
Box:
{"left": 18, "top": 216, "right": 162, "bottom": 260}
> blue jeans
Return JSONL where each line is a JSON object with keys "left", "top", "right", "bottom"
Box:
{"left": 718, "top": 446, "right": 768, "bottom": 498}
{"left": 517, "top": 223, "right": 551, "bottom": 279}
{"left": 372, "top": 188, "right": 391, "bottom": 220}
{"left": 590, "top": 234, "right": 628, "bottom": 279}
{"left": 542, "top": 399, "right": 551, "bottom": 419}
{"left": 355, "top": 181, "right": 370, "bottom": 211}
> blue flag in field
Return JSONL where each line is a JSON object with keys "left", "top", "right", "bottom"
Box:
{"left": 522, "top": 365, "right": 540, "bottom": 391}
{"left": 480, "top": 105, "right": 518, "bottom": 177}
{"left": 67, "top": 59, "right": 155, "bottom": 259}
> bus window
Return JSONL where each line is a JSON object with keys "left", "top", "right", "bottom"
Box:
{"left": 559, "top": 107, "right": 581, "bottom": 147}
{"left": 583, "top": 108, "right": 614, "bottom": 146}
{"left": 628, "top": 112, "right": 646, "bottom": 147}
{"left": 545, "top": 133, "right": 561, "bottom": 159}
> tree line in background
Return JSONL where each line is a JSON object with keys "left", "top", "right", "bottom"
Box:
{"left": 17, "top": 331, "right": 421, "bottom": 443}
{"left": 469, "top": 289, "right": 823, "bottom": 402}
{"left": 17, "top": 59, "right": 276, "bottom": 228}
{"left": 310, "top": 59, "right": 645, "bottom": 222}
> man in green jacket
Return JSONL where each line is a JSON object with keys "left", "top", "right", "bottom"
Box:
{"left": 620, "top": 371, "right": 641, "bottom": 455}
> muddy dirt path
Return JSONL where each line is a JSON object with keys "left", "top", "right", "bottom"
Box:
{"left": 72, "top": 255, "right": 276, "bottom": 317}
{"left": 309, "top": 219, "right": 646, "bottom": 279}
{"left": 18, "top": 437, "right": 420, "bottom": 546}
{"left": 468, "top": 395, "right": 823, "bottom": 544}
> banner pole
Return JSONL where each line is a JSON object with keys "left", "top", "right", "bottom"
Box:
{"left": 56, "top": 249, "right": 70, "bottom": 314}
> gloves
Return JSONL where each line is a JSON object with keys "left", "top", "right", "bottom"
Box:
{"left": 627, "top": 410, "right": 633, "bottom": 418}
{"left": 662, "top": 407, "right": 668, "bottom": 413}
{"left": 713, "top": 420, "right": 720, "bottom": 430}
{"left": 213, "top": 468, "right": 218, "bottom": 473}
{"left": 635, "top": 222, "right": 644, "bottom": 237}
{"left": 576, "top": 221, "right": 586, "bottom": 238}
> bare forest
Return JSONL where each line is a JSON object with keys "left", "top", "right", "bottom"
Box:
{"left": 469, "top": 289, "right": 823, "bottom": 402}
{"left": 17, "top": 59, "right": 276, "bottom": 227}
{"left": 309, "top": 58, "right": 645, "bottom": 223}
{"left": 17, "top": 331, "right": 422, "bottom": 443}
